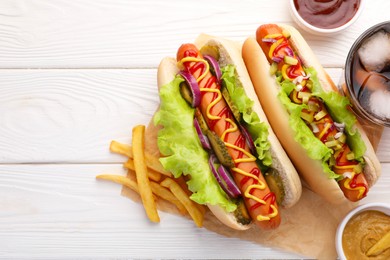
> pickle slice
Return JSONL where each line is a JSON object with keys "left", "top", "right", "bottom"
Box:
{"left": 180, "top": 82, "right": 193, "bottom": 106}
{"left": 194, "top": 108, "right": 209, "bottom": 134}
{"left": 221, "top": 86, "right": 242, "bottom": 123}
{"left": 206, "top": 130, "right": 235, "bottom": 169}
{"left": 264, "top": 168, "right": 285, "bottom": 205}
{"left": 199, "top": 45, "right": 220, "bottom": 60}
{"left": 234, "top": 197, "right": 252, "bottom": 226}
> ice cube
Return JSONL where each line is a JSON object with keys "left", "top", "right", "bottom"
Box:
{"left": 358, "top": 30, "right": 390, "bottom": 72}
{"left": 369, "top": 88, "right": 390, "bottom": 119}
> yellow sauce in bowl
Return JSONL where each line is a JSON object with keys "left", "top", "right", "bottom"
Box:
{"left": 342, "top": 210, "right": 390, "bottom": 259}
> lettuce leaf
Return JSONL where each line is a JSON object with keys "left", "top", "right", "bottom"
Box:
{"left": 307, "top": 68, "right": 366, "bottom": 160}
{"left": 221, "top": 65, "right": 272, "bottom": 167}
{"left": 154, "top": 76, "right": 236, "bottom": 212}
{"left": 277, "top": 67, "right": 367, "bottom": 179}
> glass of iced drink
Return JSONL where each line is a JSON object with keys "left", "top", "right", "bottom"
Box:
{"left": 342, "top": 21, "right": 390, "bottom": 127}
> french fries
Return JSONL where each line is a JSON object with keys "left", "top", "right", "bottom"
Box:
{"left": 161, "top": 178, "right": 204, "bottom": 228}
{"left": 110, "top": 140, "right": 171, "bottom": 177}
{"left": 124, "top": 158, "right": 162, "bottom": 182}
{"left": 132, "top": 125, "right": 160, "bottom": 223}
{"left": 96, "top": 173, "right": 187, "bottom": 215}
{"left": 149, "top": 181, "right": 187, "bottom": 215}
{"left": 97, "top": 124, "right": 205, "bottom": 227}
{"left": 96, "top": 174, "right": 139, "bottom": 193}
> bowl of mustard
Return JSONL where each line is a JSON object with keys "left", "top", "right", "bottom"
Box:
{"left": 336, "top": 203, "right": 390, "bottom": 260}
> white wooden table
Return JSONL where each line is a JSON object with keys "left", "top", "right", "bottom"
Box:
{"left": 0, "top": 0, "right": 389, "bottom": 259}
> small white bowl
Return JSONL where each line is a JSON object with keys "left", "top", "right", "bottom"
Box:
{"left": 335, "top": 203, "right": 390, "bottom": 260}
{"left": 289, "top": 0, "right": 365, "bottom": 35}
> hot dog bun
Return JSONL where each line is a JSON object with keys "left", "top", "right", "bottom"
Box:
{"left": 194, "top": 34, "right": 302, "bottom": 208}
{"left": 156, "top": 34, "right": 301, "bottom": 230}
{"left": 242, "top": 24, "right": 381, "bottom": 204}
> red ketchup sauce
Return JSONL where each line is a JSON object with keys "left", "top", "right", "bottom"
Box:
{"left": 293, "top": 0, "right": 360, "bottom": 29}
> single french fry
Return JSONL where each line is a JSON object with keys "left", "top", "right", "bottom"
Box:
{"left": 150, "top": 181, "right": 187, "bottom": 215}
{"left": 110, "top": 140, "right": 132, "bottom": 157}
{"left": 110, "top": 140, "right": 171, "bottom": 177}
{"left": 144, "top": 153, "right": 171, "bottom": 177}
{"left": 124, "top": 158, "right": 162, "bottom": 182}
{"left": 123, "top": 158, "right": 135, "bottom": 170}
{"left": 366, "top": 230, "right": 390, "bottom": 256}
{"left": 174, "top": 176, "right": 207, "bottom": 215}
{"left": 160, "top": 178, "right": 204, "bottom": 227}
{"left": 132, "top": 125, "right": 160, "bottom": 223}
{"left": 96, "top": 174, "right": 139, "bottom": 193}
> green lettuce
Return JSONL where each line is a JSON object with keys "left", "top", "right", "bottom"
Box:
{"left": 154, "top": 76, "right": 236, "bottom": 212}
{"left": 277, "top": 67, "right": 367, "bottom": 179}
{"left": 307, "top": 68, "right": 366, "bottom": 160}
{"left": 221, "top": 65, "right": 272, "bottom": 168}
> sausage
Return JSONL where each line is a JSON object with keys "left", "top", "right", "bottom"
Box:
{"left": 177, "top": 43, "right": 281, "bottom": 229}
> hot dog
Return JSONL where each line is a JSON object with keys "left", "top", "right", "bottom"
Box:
{"left": 242, "top": 24, "right": 381, "bottom": 203}
{"left": 154, "top": 34, "right": 301, "bottom": 230}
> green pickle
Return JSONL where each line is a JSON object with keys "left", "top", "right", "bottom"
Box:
{"left": 234, "top": 198, "right": 252, "bottom": 225}
{"left": 179, "top": 82, "right": 194, "bottom": 106}
{"left": 199, "top": 45, "right": 220, "bottom": 60}
{"left": 264, "top": 168, "right": 285, "bottom": 205}
{"left": 206, "top": 130, "right": 235, "bottom": 168}
{"left": 221, "top": 86, "right": 242, "bottom": 123}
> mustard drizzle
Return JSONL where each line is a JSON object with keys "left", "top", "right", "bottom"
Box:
{"left": 179, "top": 56, "right": 278, "bottom": 222}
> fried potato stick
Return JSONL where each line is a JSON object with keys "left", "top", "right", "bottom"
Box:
{"left": 124, "top": 158, "right": 162, "bottom": 182}
{"left": 110, "top": 140, "right": 171, "bottom": 177}
{"left": 96, "top": 174, "right": 139, "bottom": 193}
{"left": 160, "top": 178, "right": 204, "bottom": 228}
{"left": 96, "top": 174, "right": 186, "bottom": 215}
{"left": 132, "top": 125, "right": 160, "bottom": 223}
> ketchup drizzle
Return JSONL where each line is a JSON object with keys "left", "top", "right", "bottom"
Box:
{"left": 181, "top": 50, "right": 278, "bottom": 221}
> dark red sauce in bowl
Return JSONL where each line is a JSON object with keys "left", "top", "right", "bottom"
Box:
{"left": 293, "top": 0, "right": 360, "bottom": 29}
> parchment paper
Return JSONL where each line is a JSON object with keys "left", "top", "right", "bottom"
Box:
{"left": 119, "top": 118, "right": 382, "bottom": 259}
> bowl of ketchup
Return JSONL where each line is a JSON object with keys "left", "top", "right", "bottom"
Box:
{"left": 289, "top": 0, "right": 365, "bottom": 35}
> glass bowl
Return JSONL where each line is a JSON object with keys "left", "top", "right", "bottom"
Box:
{"left": 342, "top": 21, "right": 390, "bottom": 127}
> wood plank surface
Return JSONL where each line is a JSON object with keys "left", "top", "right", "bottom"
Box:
{"left": 0, "top": 163, "right": 389, "bottom": 259}
{"left": 0, "top": 69, "right": 158, "bottom": 163}
{"left": 0, "top": 0, "right": 388, "bottom": 68}
{"left": 0, "top": 164, "right": 302, "bottom": 259}
{"left": 4, "top": 68, "right": 387, "bottom": 164}
{"left": 0, "top": 0, "right": 389, "bottom": 259}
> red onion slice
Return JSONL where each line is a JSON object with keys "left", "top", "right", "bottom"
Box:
{"left": 203, "top": 55, "right": 222, "bottom": 83}
{"left": 239, "top": 125, "right": 257, "bottom": 156}
{"left": 272, "top": 56, "right": 283, "bottom": 63}
{"left": 208, "top": 154, "right": 241, "bottom": 198}
{"left": 217, "top": 164, "right": 241, "bottom": 198}
{"left": 284, "top": 46, "right": 294, "bottom": 57}
{"left": 262, "top": 38, "right": 276, "bottom": 43}
{"left": 179, "top": 71, "right": 201, "bottom": 107}
{"left": 194, "top": 118, "right": 211, "bottom": 150}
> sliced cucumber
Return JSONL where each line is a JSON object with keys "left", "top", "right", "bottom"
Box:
{"left": 234, "top": 198, "right": 252, "bottom": 226}
{"left": 199, "top": 45, "right": 220, "bottom": 60}
{"left": 284, "top": 56, "right": 298, "bottom": 65}
{"left": 179, "top": 82, "right": 193, "bottom": 106}
{"left": 206, "top": 130, "right": 235, "bottom": 169}
{"left": 221, "top": 86, "right": 242, "bottom": 123}
{"left": 194, "top": 108, "right": 209, "bottom": 134}
{"left": 264, "top": 168, "right": 285, "bottom": 205}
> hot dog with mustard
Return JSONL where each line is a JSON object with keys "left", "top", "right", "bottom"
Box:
{"left": 242, "top": 24, "right": 381, "bottom": 203}
{"left": 154, "top": 34, "right": 301, "bottom": 230}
